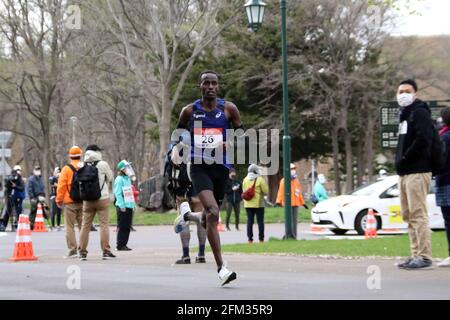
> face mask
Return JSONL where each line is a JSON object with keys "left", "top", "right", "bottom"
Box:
{"left": 291, "top": 170, "right": 297, "bottom": 177}
{"left": 34, "top": 170, "right": 41, "bottom": 177}
{"left": 124, "top": 165, "right": 135, "bottom": 178}
{"left": 397, "top": 93, "right": 415, "bottom": 107}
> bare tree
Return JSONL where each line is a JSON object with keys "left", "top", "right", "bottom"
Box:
{"left": 88, "top": 0, "right": 241, "bottom": 172}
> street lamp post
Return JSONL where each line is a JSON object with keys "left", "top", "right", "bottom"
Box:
{"left": 70, "top": 116, "right": 78, "bottom": 146}
{"left": 245, "top": 0, "right": 294, "bottom": 239}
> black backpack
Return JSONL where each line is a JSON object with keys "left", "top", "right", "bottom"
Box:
{"left": 67, "top": 164, "right": 82, "bottom": 203}
{"left": 164, "top": 144, "right": 191, "bottom": 197}
{"left": 431, "top": 127, "right": 446, "bottom": 176}
{"left": 76, "top": 161, "right": 106, "bottom": 201}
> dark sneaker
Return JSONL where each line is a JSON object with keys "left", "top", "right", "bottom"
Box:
{"left": 404, "top": 257, "right": 433, "bottom": 270}
{"left": 91, "top": 225, "right": 98, "bottom": 232}
{"left": 175, "top": 256, "right": 191, "bottom": 264}
{"left": 130, "top": 227, "right": 137, "bottom": 232}
{"left": 102, "top": 251, "right": 117, "bottom": 260}
{"left": 195, "top": 256, "right": 206, "bottom": 263}
{"left": 79, "top": 253, "right": 87, "bottom": 261}
{"left": 397, "top": 257, "right": 414, "bottom": 269}
{"left": 65, "top": 250, "right": 79, "bottom": 259}
{"left": 117, "top": 246, "right": 132, "bottom": 251}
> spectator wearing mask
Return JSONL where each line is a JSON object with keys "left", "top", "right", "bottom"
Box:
{"left": 56, "top": 146, "right": 84, "bottom": 258}
{"left": 314, "top": 174, "right": 329, "bottom": 203}
{"left": 224, "top": 169, "right": 242, "bottom": 231}
{"left": 395, "top": 79, "right": 433, "bottom": 270}
{"left": 242, "top": 164, "right": 268, "bottom": 243}
{"left": 2, "top": 168, "right": 25, "bottom": 231}
{"left": 276, "top": 163, "right": 308, "bottom": 239}
{"left": 27, "top": 166, "right": 45, "bottom": 230}
{"left": 114, "top": 160, "right": 136, "bottom": 251}
{"left": 435, "top": 107, "right": 450, "bottom": 268}
{"left": 78, "top": 144, "right": 115, "bottom": 261}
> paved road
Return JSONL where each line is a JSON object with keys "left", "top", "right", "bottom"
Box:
{"left": 1, "top": 224, "right": 449, "bottom": 300}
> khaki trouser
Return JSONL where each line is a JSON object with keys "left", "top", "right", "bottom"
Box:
{"left": 399, "top": 173, "right": 432, "bottom": 260}
{"left": 79, "top": 199, "right": 111, "bottom": 254}
{"left": 64, "top": 202, "right": 83, "bottom": 252}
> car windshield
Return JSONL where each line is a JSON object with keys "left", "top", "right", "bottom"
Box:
{"left": 350, "top": 181, "right": 384, "bottom": 196}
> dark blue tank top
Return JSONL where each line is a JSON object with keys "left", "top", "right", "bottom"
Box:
{"left": 189, "top": 99, "right": 232, "bottom": 169}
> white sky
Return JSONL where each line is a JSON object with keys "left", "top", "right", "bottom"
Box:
{"left": 391, "top": 0, "right": 450, "bottom": 36}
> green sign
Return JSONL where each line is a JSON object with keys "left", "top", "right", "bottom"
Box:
{"left": 380, "top": 100, "right": 450, "bottom": 150}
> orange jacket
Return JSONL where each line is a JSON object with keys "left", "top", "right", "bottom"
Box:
{"left": 276, "top": 178, "right": 305, "bottom": 207}
{"left": 56, "top": 159, "right": 81, "bottom": 205}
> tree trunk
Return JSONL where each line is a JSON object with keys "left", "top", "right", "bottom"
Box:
{"left": 365, "top": 116, "right": 375, "bottom": 182}
{"left": 344, "top": 129, "right": 353, "bottom": 193}
{"left": 159, "top": 86, "right": 172, "bottom": 174}
{"left": 41, "top": 118, "right": 51, "bottom": 201}
{"left": 356, "top": 131, "right": 364, "bottom": 187}
{"left": 331, "top": 125, "right": 341, "bottom": 195}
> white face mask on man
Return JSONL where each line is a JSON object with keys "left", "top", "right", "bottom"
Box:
{"left": 397, "top": 93, "right": 416, "bottom": 107}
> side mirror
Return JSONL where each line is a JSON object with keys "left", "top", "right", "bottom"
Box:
{"left": 386, "top": 188, "right": 400, "bottom": 198}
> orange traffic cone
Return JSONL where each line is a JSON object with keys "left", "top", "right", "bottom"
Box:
{"left": 217, "top": 215, "right": 225, "bottom": 232}
{"left": 33, "top": 203, "right": 48, "bottom": 233}
{"left": 365, "top": 209, "right": 378, "bottom": 239}
{"left": 10, "top": 214, "right": 37, "bottom": 262}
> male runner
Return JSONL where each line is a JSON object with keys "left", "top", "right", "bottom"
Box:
{"left": 173, "top": 70, "right": 243, "bottom": 286}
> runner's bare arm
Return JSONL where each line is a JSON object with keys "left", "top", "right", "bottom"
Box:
{"left": 225, "top": 102, "right": 243, "bottom": 130}
{"left": 177, "top": 105, "right": 194, "bottom": 129}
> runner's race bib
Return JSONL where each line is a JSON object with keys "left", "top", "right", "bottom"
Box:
{"left": 194, "top": 128, "right": 223, "bottom": 149}
{"left": 122, "top": 185, "right": 135, "bottom": 204}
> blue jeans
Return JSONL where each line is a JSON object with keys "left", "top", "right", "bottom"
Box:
{"left": 246, "top": 208, "right": 265, "bottom": 242}
{"left": 440, "top": 206, "right": 450, "bottom": 256}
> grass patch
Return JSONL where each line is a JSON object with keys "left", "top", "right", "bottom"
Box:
{"left": 43, "top": 203, "right": 312, "bottom": 226}
{"left": 220, "top": 232, "right": 449, "bottom": 259}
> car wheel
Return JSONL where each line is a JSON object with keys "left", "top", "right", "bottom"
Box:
{"left": 355, "top": 210, "right": 381, "bottom": 235}
{"left": 331, "top": 229, "right": 348, "bottom": 235}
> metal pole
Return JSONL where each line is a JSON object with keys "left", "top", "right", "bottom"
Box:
{"left": 311, "top": 159, "right": 315, "bottom": 195}
{"left": 70, "top": 117, "right": 77, "bottom": 146}
{"left": 280, "top": 0, "right": 293, "bottom": 239}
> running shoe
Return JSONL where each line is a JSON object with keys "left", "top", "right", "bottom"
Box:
{"left": 102, "top": 251, "right": 117, "bottom": 260}
{"left": 438, "top": 257, "right": 450, "bottom": 267}
{"left": 218, "top": 265, "right": 237, "bottom": 286}
{"left": 64, "top": 250, "right": 78, "bottom": 259}
{"left": 175, "top": 256, "right": 191, "bottom": 264}
{"left": 403, "top": 256, "right": 433, "bottom": 270}
{"left": 195, "top": 256, "right": 206, "bottom": 263}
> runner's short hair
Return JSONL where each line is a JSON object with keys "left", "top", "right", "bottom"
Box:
{"left": 199, "top": 70, "right": 219, "bottom": 84}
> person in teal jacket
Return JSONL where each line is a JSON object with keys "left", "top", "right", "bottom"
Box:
{"left": 114, "top": 160, "right": 136, "bottom": 251}
{"left": 314, "top": 174, "right": 329, "bottom": 203}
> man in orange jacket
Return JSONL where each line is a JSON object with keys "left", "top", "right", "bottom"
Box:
{"left": 276, "top": 163, "right": 308, "bottom": 239}
{"left": 56, "top": 146, "right": 83, "bottom": 258}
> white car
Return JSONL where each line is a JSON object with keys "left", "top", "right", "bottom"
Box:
{"left": 311, "top": 175, "right": 445, "bottom": 235}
